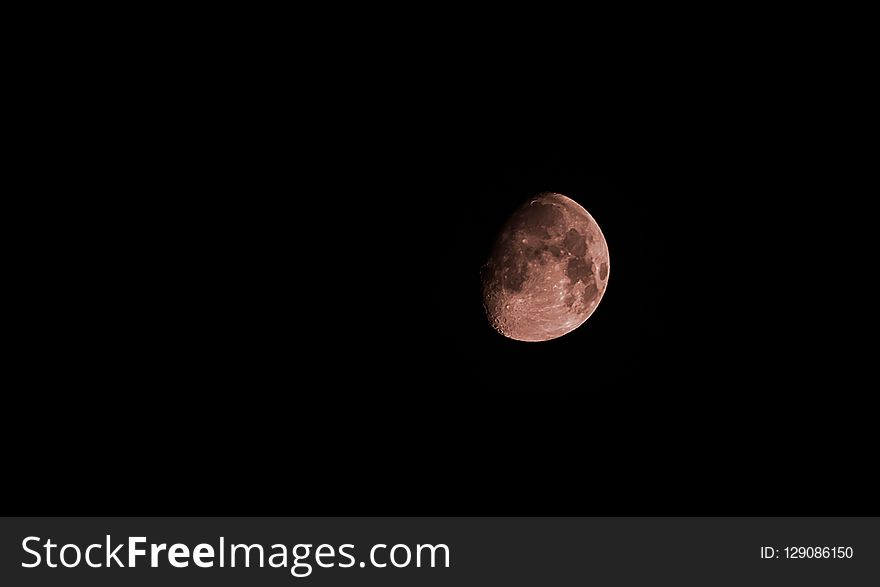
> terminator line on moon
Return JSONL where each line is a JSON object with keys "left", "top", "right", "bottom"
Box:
{"left": 482, "top": 193, "right": 609, "bottom": 342}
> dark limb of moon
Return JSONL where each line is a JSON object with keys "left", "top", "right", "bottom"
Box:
{"left": 481, "top": 193, "right": 610, "bottom": 342}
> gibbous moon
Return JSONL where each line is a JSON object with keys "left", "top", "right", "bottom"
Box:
{"left": 482, "top": 193, "right": 609, "bottom": 342}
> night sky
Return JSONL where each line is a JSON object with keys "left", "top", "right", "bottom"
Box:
{"left": 11, "top": 47, "right": 870, "bottom": 517}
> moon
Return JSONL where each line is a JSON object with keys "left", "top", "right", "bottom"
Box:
{"left": 481, "top": 193, "right": 610, "bottom": 342}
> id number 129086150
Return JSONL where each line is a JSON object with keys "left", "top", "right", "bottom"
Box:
{"left": 760, "top": 546, "right": 853, "bottom": 559}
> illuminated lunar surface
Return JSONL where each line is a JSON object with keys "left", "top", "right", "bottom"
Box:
{"left": 481, "top": 193, "right": 610, "bottom": 342}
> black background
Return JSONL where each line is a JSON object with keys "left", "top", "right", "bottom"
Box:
{"left": 6, "top": 21, "right": 872, "bottom": 516}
